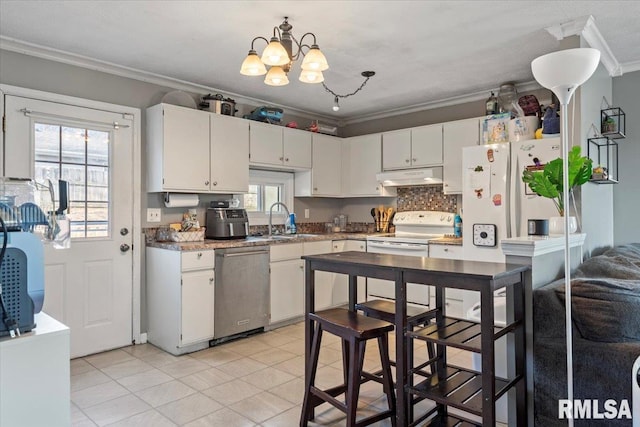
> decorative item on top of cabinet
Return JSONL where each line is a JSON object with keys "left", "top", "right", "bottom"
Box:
{"left": 382, "top": 124, "right": 443, "bottom": 170}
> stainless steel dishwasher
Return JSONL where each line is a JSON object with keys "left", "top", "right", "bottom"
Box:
{"left": 214, "top": 246, "right": 270, "bottom": 339}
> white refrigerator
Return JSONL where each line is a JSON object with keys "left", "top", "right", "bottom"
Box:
{"left": 462, "top": 137, "right": 561, "bottom": 262}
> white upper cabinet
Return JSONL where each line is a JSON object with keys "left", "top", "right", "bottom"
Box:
{"left": 442, "top": 118, "right": 480, "bottom": 194}
{"left": 382, "top": 124, "right": 442, "bottom": 170}
{"left": 382, "top": 129, "right": 412, "bottom": 170}
{"left": 282, "top": 127, "right": 312, "bottom": 169}
{"left": 249, "top": 122, "right": 312, "bottom": 169}
{"left": 147, "top": 104, "right": 211, "bottom": 192}
{"left": 147, "top": 104, "right": 249, "bottom": 193}
{"left": 210, "top": 114, "right": 249, "bottom": 193}
{"left": 411, "top": 124, "right": 443, "bottom": 167}
{"left": 295, "top": 134, "right": 341, "bottom": 197}
{"left": 342, "top": 134, "right": 394, "bottom": 197}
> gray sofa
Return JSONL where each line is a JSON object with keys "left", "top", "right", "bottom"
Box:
{"left": 533, "top": 244, "right": 640, "bottom": 426}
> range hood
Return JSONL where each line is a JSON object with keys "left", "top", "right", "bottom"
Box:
{"left": 376, "top": 167, "right": 443, "bottom": 187}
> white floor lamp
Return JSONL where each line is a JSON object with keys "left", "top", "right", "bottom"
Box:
{"left": 531, "top": 48, "right": 600, "bottom": 425}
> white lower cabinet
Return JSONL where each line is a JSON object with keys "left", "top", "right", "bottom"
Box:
{"left": 146, "top": 248, "right": 215, "bottom": 355}
{"left": 331, "top": 240, "right": 367, "bottom": 305}
{"left": 180, "top": 270, "right": 215, "bottom": 345}
{"left": 429, "top": 244, "right": 477, "bottom": 318}
{"left": 269, "top": 240, "right": 335, "bottom": 325}
{"left": 270, "top": 258, "right": 305, "bottom": 324}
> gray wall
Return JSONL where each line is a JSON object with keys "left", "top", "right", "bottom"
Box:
{"left": 578, "top": 62, "right": 614, "bottom": 257}
{"left": 612, "top": 70, "right": 640, "bottom": 245}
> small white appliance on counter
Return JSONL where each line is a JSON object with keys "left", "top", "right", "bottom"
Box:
{"left": 366, "top": 210, "right": 454, "bottom": 310}
{"left": 462, "top": 138, "right": 561, "bottom": 262}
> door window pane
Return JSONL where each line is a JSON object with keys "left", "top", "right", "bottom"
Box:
{"left": 61, "top": 126, "right": 86, "bottom": 164}
{"left": 34, "top": 122, "right": 111, "bottom": 238}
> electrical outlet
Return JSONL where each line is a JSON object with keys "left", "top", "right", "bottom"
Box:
{"left": 304, "top": 209, "right": 310, "bottom": 219}
{"left": 147, "top": 208, "right": 161, "bottom": 223}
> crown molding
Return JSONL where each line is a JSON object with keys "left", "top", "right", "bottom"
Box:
{"left": 620, "top": 60, "right": 640, "bottom": 75}
{"left": 545, "top": 15, "right": 622, "bottom": 77}
{"left": 0, "top": 36, "right": 338, "bottom": 125}
{"left": 340, "top": 81, "right": 543, "bottom": 126}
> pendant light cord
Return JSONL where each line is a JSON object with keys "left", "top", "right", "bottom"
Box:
{"left": 322, "top": 71, "right": 375, "bottom": 99}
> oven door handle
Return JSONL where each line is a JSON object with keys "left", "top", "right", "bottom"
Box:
{"left": 367, "top": 242, "right": 428, "bottom": 251}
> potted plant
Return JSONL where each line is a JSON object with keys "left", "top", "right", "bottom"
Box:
{"left": 522, "top": 146, "right": 592, "bottom": 234}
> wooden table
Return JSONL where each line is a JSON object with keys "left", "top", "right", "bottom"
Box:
{"left": 302, "top": 251, "right": 529, "bottom": 426}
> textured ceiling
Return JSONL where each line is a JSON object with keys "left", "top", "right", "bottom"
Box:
{"left": 1, "top": 1, "right": 639, "bottom": 122}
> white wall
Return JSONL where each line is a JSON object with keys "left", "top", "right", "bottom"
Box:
{"left": 612, "top": 70, "right": 640, "bottom": 245}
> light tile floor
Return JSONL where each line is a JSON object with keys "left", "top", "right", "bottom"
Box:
{"left": 71, "top": 321, "right": 506, "bottom": 426}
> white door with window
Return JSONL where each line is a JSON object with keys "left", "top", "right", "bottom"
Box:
{"left": 4, "top": 95, "right": 134, "bottom": 357}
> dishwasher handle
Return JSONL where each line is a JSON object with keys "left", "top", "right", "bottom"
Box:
{"left": 220, "top": 250, "right": 268, "bottom": 258}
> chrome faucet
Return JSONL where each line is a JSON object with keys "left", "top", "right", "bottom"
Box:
{"left": 268, "top": 202, "right": 290, "bottom": 237}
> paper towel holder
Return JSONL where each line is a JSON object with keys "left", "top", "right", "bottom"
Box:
{"left": 163, "top": 192, "right": 200, "bottom": 208}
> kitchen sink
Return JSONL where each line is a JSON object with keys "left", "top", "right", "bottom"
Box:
{"left": 269, "top": 233, "right": 318, "bottom": 240}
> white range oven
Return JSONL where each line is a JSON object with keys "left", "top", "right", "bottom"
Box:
{"left": 366, "top": 210, "right": 454, "bottom": 307}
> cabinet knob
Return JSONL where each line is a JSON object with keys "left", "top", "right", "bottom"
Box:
{"left": 360, "top": 245, "right": 364, "bottom": 250}
{"left": 313, "top": 187, "right": 318, "bottom": 191}
{"left": 213, "top": 181, "right": 218, "bottom": 186}
{"left": 285, "top": 158, "right": 289, "bottom": 162}
{"left": 197, "top": 252, "right": 203, "bottom": 258}
{"left": 412, "top": 158, "right": 417, "bottom": 162}
{"left": 205, "top": 180, "right": 210, "bottom": 186}
{"left": 405, "top": 159, "right": 410, "bottom": 163}
{"left": 209, "top": 277, "right": 214, "bottom": 284}
{"left": 444, "top": 248, "right": 449, "bottom": 252}
{"left": 299, "top": 265, "right": 304, "bottom": 270}
{"left": 375, "top": 187, "right": 379, "bottom": 191}
{"left": 279, "top": 157, "right": 284, "bottom": 161}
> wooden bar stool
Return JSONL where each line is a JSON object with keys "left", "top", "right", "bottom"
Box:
{"left": 355, "top": 300, "right": 437, "bottom": 423}
{"left": 300, "top": 308, "right": 396, "bottom": 427}
{"left": 355, "top": 299, "right": 437, "bottom": 369}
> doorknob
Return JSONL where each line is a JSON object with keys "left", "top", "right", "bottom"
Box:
{"left": 120, "top": 228, "right": 129, "bottom": 236}
{"left": 120, "top": 244, "right": 131, "bottom": 252}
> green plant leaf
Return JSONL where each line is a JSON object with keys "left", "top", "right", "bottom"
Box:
{"left": 544, "top": 158, "right": 564, "bottom": 193}
{"left": 522, "top": 170, "right": 559, "bottom": 199}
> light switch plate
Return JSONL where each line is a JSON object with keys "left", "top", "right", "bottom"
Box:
{"left": 147, "top": 208, "right": 161, "bottom": 223}
{"left": 473, "top": 223, "right": 497, "bottom": 247}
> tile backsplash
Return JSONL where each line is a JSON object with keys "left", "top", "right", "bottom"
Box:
{"left": 396, "top": 185, "right": 458, "bottom": 213}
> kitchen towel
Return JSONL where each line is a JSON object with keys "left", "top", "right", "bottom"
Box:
{"left": 164, "top": 193, "right": 199, "bottom": 208}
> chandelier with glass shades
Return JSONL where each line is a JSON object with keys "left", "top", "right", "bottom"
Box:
{"left": 240, "top": 17, "right": 329, "bottom": 86}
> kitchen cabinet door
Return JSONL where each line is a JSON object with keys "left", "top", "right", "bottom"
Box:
{"left": 270, "top": 259, "right": 305, "bottom": 324}
{"left": 382, "top": 129, "right": 412, "bottom": 170}
{"left": 331, "top": 240, "right": 367, "bottom": 305}
{"left": 147, "top": 104, "right": 210, "bottom": 192}
{"left": 303, "top": 241, "right": 333, "bottom": 310}
{"left": 443, "top": 118, "right": 480, "bottom": 194}
{"left": 210, "top": 115, "right": 249, "bottom": 193}
{"left": 180, "top": 270, "right": 215, "bottom": 346}
{"left": 310, "top": 134, "right": 342, "bottom": 196}
{"left": 283, "top": 127, "right": 312, "bottom": 169}
{"left": 345, "top": 134, "right": 389, "bottom": 196}
{"left": 411, "top": 124, "right": 443, "bottom": 167}
{"left": 249, "top": 121, "right": 283, "bottom": 166}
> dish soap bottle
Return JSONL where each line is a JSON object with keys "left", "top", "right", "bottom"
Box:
{"left": 454, "top": 214, "right": 462, "bottom": 237}
{"left": 286, "top": 213, "right": 297, "bottom": 234}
